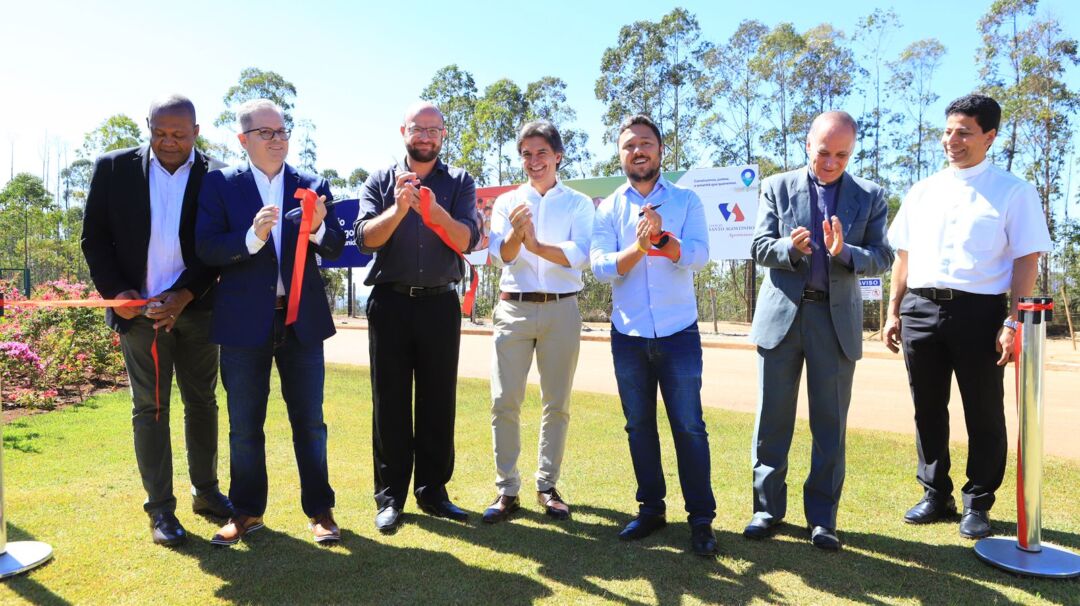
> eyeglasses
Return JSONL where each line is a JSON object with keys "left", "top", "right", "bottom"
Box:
{"left": 406, "top": 126, "right": 444, "bottom": 139}
{"left": 242, "top": 128, "right": 292, "bottom": 141}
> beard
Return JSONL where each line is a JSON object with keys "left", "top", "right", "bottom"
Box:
{"left": 406, "top": 141, "right": 441, "bottom": 163}
{"left": 627, "top": 163, "right": 660, "bottom": 184}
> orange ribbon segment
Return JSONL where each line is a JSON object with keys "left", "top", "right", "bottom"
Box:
{"left": 419, "top": 187, "right": 478, "bottom": 316}
{"left": 287, "top": 188, "right": 318, "bottom": 326}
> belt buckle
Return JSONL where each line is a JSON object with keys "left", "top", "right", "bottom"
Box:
{"left": 408, "top": 286, "right": 422, "bottom": 297}
{"left": 935, "top": 288, "right": 953, "bottom": 301}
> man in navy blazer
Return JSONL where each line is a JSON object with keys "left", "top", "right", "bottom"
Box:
{"left": 196, "top": 99, "right": 344, "bottom": 546}
{"left": 745, "top": 112, "right": 893, "bottom": 550}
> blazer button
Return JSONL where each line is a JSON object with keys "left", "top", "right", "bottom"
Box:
{"left": 269, "top": 286, "right": 274, "bottom": 292}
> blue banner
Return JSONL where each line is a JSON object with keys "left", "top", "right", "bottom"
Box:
{"left": 315, "top": 198, "right": 372, "bottom": 268}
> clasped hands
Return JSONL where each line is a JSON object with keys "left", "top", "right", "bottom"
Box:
{"left": 253, "top": 195, "right": 328, "bottom": 242}
{"left": 506, "top": 203, "right": 540, "bottom": 251}
{"left": 791, "top": 216, "right": 845, "bottom": 257}
{"left": 114, "top": 288, "right": 194, "bottom": 331}
{"left": 393, "top": 172, "right": 450, "bottom": 225}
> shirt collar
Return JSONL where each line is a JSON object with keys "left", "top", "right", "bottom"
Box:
{"left": 523, "top": 179, "right": 563, "bottom": 199}
{"left": 398, "top": 155, "right": 447, "bottom": 176}
{"left": 807, "top": 167, "right": 841, "bottom": 189}
{"left": 149, "top": 147, "right": 195, "bottom": 173}
{"left": 950, "top": 157, "right": 991, "bottom": 180}
{"left": 621, "top": 175, "right": 669, "bottom": 201}
{"left": 249, "top": 162, "right": 284, "bottom": 185}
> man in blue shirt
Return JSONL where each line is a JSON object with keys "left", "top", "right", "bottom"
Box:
{"left": 590, "top": 114, "right": 717, "bottom": 557}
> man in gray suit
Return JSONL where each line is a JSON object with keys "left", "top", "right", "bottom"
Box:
{"left": 745, "top": 111, "right": 893, "bottom": 550}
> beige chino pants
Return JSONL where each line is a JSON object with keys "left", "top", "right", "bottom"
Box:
{"left": 490, "top": 297, "right": 582, "bottom": 495}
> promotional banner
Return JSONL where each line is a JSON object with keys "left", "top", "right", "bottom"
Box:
{"left": 322, "top": 165, "right": 761, "bottom": 268}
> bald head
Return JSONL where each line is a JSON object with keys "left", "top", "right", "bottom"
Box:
{"left": 806, "top": 111, "right": 857, "bottom": 185}
{"left": 403, "top": 101, "right": 445, "bottom": 127}
{"left": 808, "top": 111, "right": 858, "bottom": 141}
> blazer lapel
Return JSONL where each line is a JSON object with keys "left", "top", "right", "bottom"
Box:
{"left": 836, "top": 172, "right": 859, "bottom": 236}
{"left": 792, "top": 169, "right": 812, "bottom": 230}
{"left": 133, "top": 146, "right": 153, "bottom": 247}
{"left": 178, "top": 151, "right": 208, "bottom": 237}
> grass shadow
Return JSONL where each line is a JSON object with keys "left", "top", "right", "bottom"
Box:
{"left": 2, "top": 421, "right": 42, "bottom": 454}
{"left": 176, "top": 526, "right": 551, "bottom": 604}
{"left": 0, "top": 525, "right": 68, "bottom": 606}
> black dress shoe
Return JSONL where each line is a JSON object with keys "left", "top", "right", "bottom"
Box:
{"left": 375, "top": 506, "right": 403, "bottom": 534}
{"left": 810, "top": 526, "right": 841, "bottom": 551}
{"left": 904, "top": 495, "right": 957, "bottom": 524}
{"left": 192, "top": 489, "right": 235, "bottom": 519}
{"left": 419, "top": 499, "right": 469, "bottom": 522}
{"left": 482, "top": 495, "right": 520, "bottom": 524}
{"left": 959, "top": 508, "right": 991, "bottom": 539}
{"left": 618, "top": 514, "right": 667, "bottom": 541}
{"left": 150, "top": 512, "right": 187, "bottom": 547}
{"left": 743, "top": 516, "right": 783, "bottom": 540}
{"left": 690, "top": 524, "right": 718, "bottom": 556}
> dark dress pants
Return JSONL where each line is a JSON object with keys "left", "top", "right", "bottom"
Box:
{"left": 368, "top": 285, "right": 461, "bottom": 510}
{"left": 900, "top": 291, "right": 1008, "bottom": 510}
{"left": 219, "top": 309, "right": 334, "bottom": 518}
{"left": 120, "top": 310, "right": 220, "bottom": 515}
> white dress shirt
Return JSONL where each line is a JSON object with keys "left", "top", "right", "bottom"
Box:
{"left": 244, "top": 163, "right": 327, "bottom": 296}
{"left": 144, "top": 148, "right": 193, "bottom": 298}
{"left": 590, "top": 177, "right": 710, "bottom": 338}
{"left": 487, "top": 181, "right": 594, "bottom": 294}
{"left": 888, "top": 158, "right": 1052, "bottom": 294}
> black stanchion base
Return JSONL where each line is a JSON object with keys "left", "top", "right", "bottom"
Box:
{"left": 975, "top": 537, "right": 1080, "bottom": 578}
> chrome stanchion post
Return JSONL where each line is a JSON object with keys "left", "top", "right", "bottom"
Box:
{"left": 0, "top": 298, "right": 54, "bottom": 578}
{"left": 974, "top": 296, "right": 1080, "bottom": 578}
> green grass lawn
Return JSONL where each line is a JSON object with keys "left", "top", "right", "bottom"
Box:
{"left": 1, "top": 363, "right": 1078, "bottom": 605}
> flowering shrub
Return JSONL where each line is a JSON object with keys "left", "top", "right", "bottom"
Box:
{"left": 0, "top": 279, "right": 126, "bottom": 409}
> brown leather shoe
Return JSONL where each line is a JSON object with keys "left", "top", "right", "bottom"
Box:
{"left": 538, "top": 488, "right": 571, "bottom": 520}
{"left": 310, "top": 510, "right": 341, "bottom": 544}
{"left": 482, "top": 494, "right": 520, "bottom": 524}
{"left": 210, "top": 514, "right": 264, "bottom": 546}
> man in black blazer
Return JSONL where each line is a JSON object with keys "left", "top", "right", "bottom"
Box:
{"left": 81, "top": 94, "right": 232, "bottom": 547}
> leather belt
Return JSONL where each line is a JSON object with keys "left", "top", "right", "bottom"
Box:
{"left": 801, "top": 289, "right": 829, "bottom": 302}
{"left": 388, "top": 283, "right": 455, "bottom": 298}
{"left": 910, "top": 287, "right": 997, "bottom": 301}
{"left": 274, "top": 295, "right": 287, "bottom": 310}
{"left": 500, "top": 291, "right": 579, "bottom": 303}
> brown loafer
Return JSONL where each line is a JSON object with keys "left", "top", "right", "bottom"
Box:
{"left": 310, "top": 510, "right": 341, "bottom": 543}
{"left": 538, "top": 488, "right": 571, "bottom": 520}
{"left": 211, "top": 514, "right": 264, "bottom": 546}
{"left": 482, "top": 494, "right": 520, "bottom": 524}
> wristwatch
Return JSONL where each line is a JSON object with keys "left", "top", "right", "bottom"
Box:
{"left": 1002, "top": 318, "right": 1019, "bottom": 332}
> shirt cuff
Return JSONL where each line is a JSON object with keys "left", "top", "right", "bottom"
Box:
{"left": 245, "top": 226, "right": 268, "bottom": 255}
{"left": 556, "top": 241, "right": 587, "bottom": 269}
{"left": 309, "top": 221, "right": 326, "bottom": 245}
{"left": 834, "top": 245, "right": 853, "bottom": 268}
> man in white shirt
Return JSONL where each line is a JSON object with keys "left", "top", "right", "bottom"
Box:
{"left": 81, "top": 94, "right": 230, "bottom": 547}
{"left": 590, "top": 114, "right": 717, "bottom": 557}
{"left": 482, "top": 121, "right": 594, "bottom": 524}
{"left": 885, "top": 94, "right": 1052, "bottom": 539}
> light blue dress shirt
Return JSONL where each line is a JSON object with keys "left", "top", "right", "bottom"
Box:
{"left": 590, "top": 177, "right": 709, "bottom": 338}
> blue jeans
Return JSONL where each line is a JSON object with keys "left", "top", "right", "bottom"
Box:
{"left": 610, "top": 323, "right": 716, "bottom": 525}
{"left": 219, "top": 310, "right": 334, "bottom": 518}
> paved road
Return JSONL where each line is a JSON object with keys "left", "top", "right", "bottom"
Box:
{"left": 326, "top": 320, "right": 1080, "bottom": 461}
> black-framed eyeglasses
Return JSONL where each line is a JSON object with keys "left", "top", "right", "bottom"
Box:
{"left": 406, "top": 126, "right": 444, "bottom": 139}
{"left": 243, "top": 127, "right": 292, "bottom": 141}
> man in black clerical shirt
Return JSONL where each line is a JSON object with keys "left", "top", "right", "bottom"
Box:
{"left": 355, "top": 101, "right": 481, "bottom": 534}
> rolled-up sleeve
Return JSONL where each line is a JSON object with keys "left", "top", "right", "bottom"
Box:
{"left": 590, "top": 198, "right": 621, "bottom": 283}
{"left": 355, "top": 172, "right": 387, "bottom": 254}
{"left": 487, "top": 192, "right": 518, "bottom": 268}
{"left": 452, "top": 175, "right": 481, "bottom": 251}
{"left": 559, "top": 196, "right": 594, "bottom": 271}
{"left": 674, "top": 191, "right": 709, "bottom": 271}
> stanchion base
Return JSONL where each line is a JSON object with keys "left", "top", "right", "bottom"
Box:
{"left": 0, "top": 541, "right": 53, "bottom": 579}
{"left": 975, "top": 537, "right": 1080, "bottom": 578}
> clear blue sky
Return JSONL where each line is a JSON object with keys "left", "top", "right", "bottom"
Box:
{"left": 2, "top": 0, "right": 1077, "bottom": 197}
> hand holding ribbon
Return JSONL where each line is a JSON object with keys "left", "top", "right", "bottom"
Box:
{"left": 419, "top": 187, "right": 478, "bottom": 316}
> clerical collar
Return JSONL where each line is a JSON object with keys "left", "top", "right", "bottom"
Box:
{"left": 808, "top": 168, "right": 841, "bottom": 189}
{"left": 950, "top": 157, "right": 991, "bottom": 180}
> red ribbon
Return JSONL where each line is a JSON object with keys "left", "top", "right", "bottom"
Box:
{"left": 287, "top": 188, "right": 318, "bottom": 326}
{"left": 646, "top": 231, "right": 679, "bottom": 261}
{"left": 1, "top": 296, "right": 163, "bottom": 421}
{"left": 419, "top": 187, "right": 478, "bottom": 316}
